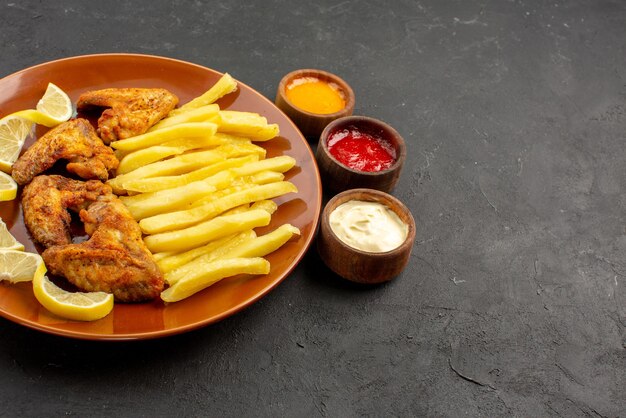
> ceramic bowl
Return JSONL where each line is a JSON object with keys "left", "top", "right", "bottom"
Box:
{"left": 315, "top": 116, "right": 406, "bottom": 194}
{"left": 317, "top": 188, "right": 415, "bottom": 284}
{"left": 275, "top": 69, "right": 355, "bottom": 139}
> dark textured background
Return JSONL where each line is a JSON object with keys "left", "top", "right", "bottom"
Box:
{"left": 1, "top": 0, "right": 625, "bottom": 416}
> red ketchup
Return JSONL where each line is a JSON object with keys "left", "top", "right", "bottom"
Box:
{"left": 326, "top": 126, "right": 396, "bottom": 172}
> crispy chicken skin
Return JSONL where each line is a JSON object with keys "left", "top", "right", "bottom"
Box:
{"left": 76, "top": 87, "right": 178, "bottom": 143}
{"left": 42, "top": 193, "right": 164, "bottom": 302}
{"left": 22, "top": 175, "right": 113, "bottom": 248}
{"left": 11, "top": 118, "right": 119, "bottom": 186}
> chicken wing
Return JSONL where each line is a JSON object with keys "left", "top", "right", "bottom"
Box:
{"left": 21, "top": 175, "right": 113, "bottom": 248}
{"left": 77, "top": 88, "right": 179, "bottom": 143}
{"left": 11, "top": 118, "right": 119, "bottom": 186}
{"left": 42, "top": 193, "right": 164, "bottom": 302}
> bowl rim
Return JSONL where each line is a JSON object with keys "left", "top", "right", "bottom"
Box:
{"left": 321, "top": 188, "right": 416, "bottom": 257}
{"left": 318, "top": 115, "right": 406, "bottom": 175}
{"left": 277, "top": 68, "right": 355, "bottom": 118}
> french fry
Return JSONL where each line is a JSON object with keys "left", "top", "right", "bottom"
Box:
{"left": 108, "top": 150, "right": 224, "bottom": 194}
{"left": 169, "top": 73, "right": 237, "bottom": 117}
{"left": 189, "top": 175, "right": 286, "bottom": 209}
{"left": 160, "top": 257, "right": 270, "bottom": 303}
{"left": 149, "top": 104, "right": 220, "bottom": 132}
{"left": 230, "top": 155, "right": 296, "bottom": 177}
{"left": 139, "top": 181, "right": 297, "bottom": 234}
{"left": 121, "top": 171, "right": 235, "bottom": 220}
{"left": 143, "top": 209, "right": 272, "bottom": 253}
{"left": 217, "top": 110, "right": 279, "bottom": 141}
{"left": 121, "top": 155, "right": 258, "bottom": 193}
{"left": 152, "top": 205, "right": 256, "bottom": 273}
{"left": 108, "top": 143, "right": 261, "bottom": 194}
{"left": 151, "top": 251, "right": 174, "bottom": 262}
{"left": 249, "top": 199, "right": 278, "bottom": 215}
{"left": 111, "top": 122, "right": 218, "bottom": 152}
{"left": 239, "top": 170, "right": 284, "bottom": 186}
{"left": 221, "top": 224, "right": 300, "bottom": 259}
{"left": 188, "top": 183, "right": 257, "bottom": 208}
{"left": 117, "top": 136, "right": 223, "bottom": 174}
{"left": 159, "top": 230, "right": 256, "bottom": 277}
{"left": 212, "top": 132, "right": 254, "bottom": 144}
{"left": 123, "top": 182, "right": 216, "bottom": 220}
{"left": 120, "top": 170, "right": 233, "bottom": 207}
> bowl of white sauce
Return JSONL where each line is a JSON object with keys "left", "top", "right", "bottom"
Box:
{"left": 317, "top": 188, "right": 415, "bottom": 284}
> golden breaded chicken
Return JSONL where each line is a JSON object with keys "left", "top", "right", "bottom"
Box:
{"left": 42, "top": 193, "right": 164, "bottom": 302}
{"left": 22, "top": 175, "right": 113, "bottom": 248}
{"left": 76, "top": 88, "right": 179, "bottom": 143}
{"left": 11, "top": 118, "right": 119, "bottom": 186}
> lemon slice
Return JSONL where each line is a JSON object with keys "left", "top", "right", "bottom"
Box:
{"left": 9, "top": 83, "right": 72, "bottom": 128}
{"left": 0, "top": 171, "right": 18, "bottom": 201}
{"left": 36, "top": 83, "right": 73, "bottom": 121}
{"left": 33, "top": 274, "right": 114, "bottom": 321}
{"left": 0, "top": 220, "right": 23, "bottom": 251}
{"left": 10, "top": 109, "right": 63, "bottom": 128}
{"left": 0, "top": 249, "right": 45, "bottom": 283}
{"left": 0, "top": 116, "right": 34, "bottom": 173}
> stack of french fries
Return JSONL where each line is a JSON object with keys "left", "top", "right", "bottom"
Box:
{"left": 107, "top": 74, "right": 300, "bottom": 302}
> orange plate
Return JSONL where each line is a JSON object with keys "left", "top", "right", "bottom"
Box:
{"left": 0, "top": 53, "right": 321, "bottom": 340}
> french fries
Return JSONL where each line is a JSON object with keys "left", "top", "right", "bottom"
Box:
{"left": 111, "top": 122, "right": 218, "bottom": 152}
{"left": 139, "top": 181, "right": 297, "bottom": 234}
{"left": 120, "top": 155, "right": 258, "bottom": 193}
{"left": 217, "top": 110, "right": 279, "bottom": 141}
{"left": 117, "top": 136, "right": 223, "bottom": 174}
{"left": 110, "top": 73, "right": 299, "bottom": 302}
{"left": 163, "top": 222, "right": 299, "bottom": 283}
{"left": 120, "top": 171, "right": 234, "bottom": 220}
{"left": 160, "top": 257, "right": 270, "bottom": 303}
{"left": 156, "top": 230, "right": 256, "bottom": 274}
{"left": 168, "top": 73, "right": 237, "bottom": 117}
{"left": 144, "top": 208, "right": 272, "bottom": 253}
{"left": 149, "top": 104, "right": 220, "bottom": 131}
{"left": 107, "top": 143, "right": 265, "bottom": 194}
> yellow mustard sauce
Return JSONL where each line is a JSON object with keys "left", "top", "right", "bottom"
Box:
{"left": 285, "top": 77, "right": 346, "bottom": 114}
{"left": 329, "top": 200, "right": 408, "bottom": 252}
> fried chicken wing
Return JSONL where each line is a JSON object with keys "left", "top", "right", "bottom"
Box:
{"left": 11, "top": 118, "right": 119, "bottom": 186}
{"left": 22, "top": 175, "right": 113, "bottom": 248}
{"left": 77, "top": 88, "right": 179, "bottom": 143}
{"left": 42, "top": 194, "right": 164, "bottom": 302}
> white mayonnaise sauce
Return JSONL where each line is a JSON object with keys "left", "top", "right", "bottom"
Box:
{"left": 329, "top": 200, "right": 408, "bottom": 252}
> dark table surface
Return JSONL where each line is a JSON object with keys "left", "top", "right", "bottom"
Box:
{"left": 1, "top": 1, "right": 625, "bottom": 416}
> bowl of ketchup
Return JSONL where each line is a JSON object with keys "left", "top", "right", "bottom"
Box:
{"left": 316, "top": 116, "right": 406, "bottom": 194}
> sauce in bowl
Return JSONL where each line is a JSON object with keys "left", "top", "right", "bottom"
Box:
{"left": 329, "top": 200, "right": 408, "bottom": 252}
{"left": 327, "top": 125, "right": 396, "bottom": 172}
{"left": 285, "top": 77, "right": 346, "bottom": 115}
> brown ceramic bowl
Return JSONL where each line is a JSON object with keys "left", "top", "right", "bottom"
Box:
{"left": 275, "top": 69, "right": 355, "bottom": 139}
{"left": 316, "top": 116, "right": 406, "bottom": 194}
{"left": 317, "top": 188, "right": 415, "bottom": 284}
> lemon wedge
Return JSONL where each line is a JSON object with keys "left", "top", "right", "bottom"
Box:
{"left": 0, "top": 249, "right": 45, "bottom": 283}
{"left": 33, "top": 273, "right": 114, "bottom": 322}
{"left": 10, "top": 109, "right": 64, "bottom": 128}
{"left": 0, "top": 116, "right": 34, "bottom": 173}
{"left": 0, "top": 171, "right": 18, "bottom": 201}
{"left": 36, "top": 82, "right": 73, "bottom": 122}
{"left": 0, "top": 220, "right": 24, "bottom": 251}
{"left": 11, "top": 83, "right": 73, "bottom": 127}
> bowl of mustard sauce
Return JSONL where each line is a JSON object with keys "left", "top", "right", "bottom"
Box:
{"left": 275, "top": 69, "right": 355, "bottom": 139}
{"left": 317, "top": 188, "right": 415, "bottom": 284}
